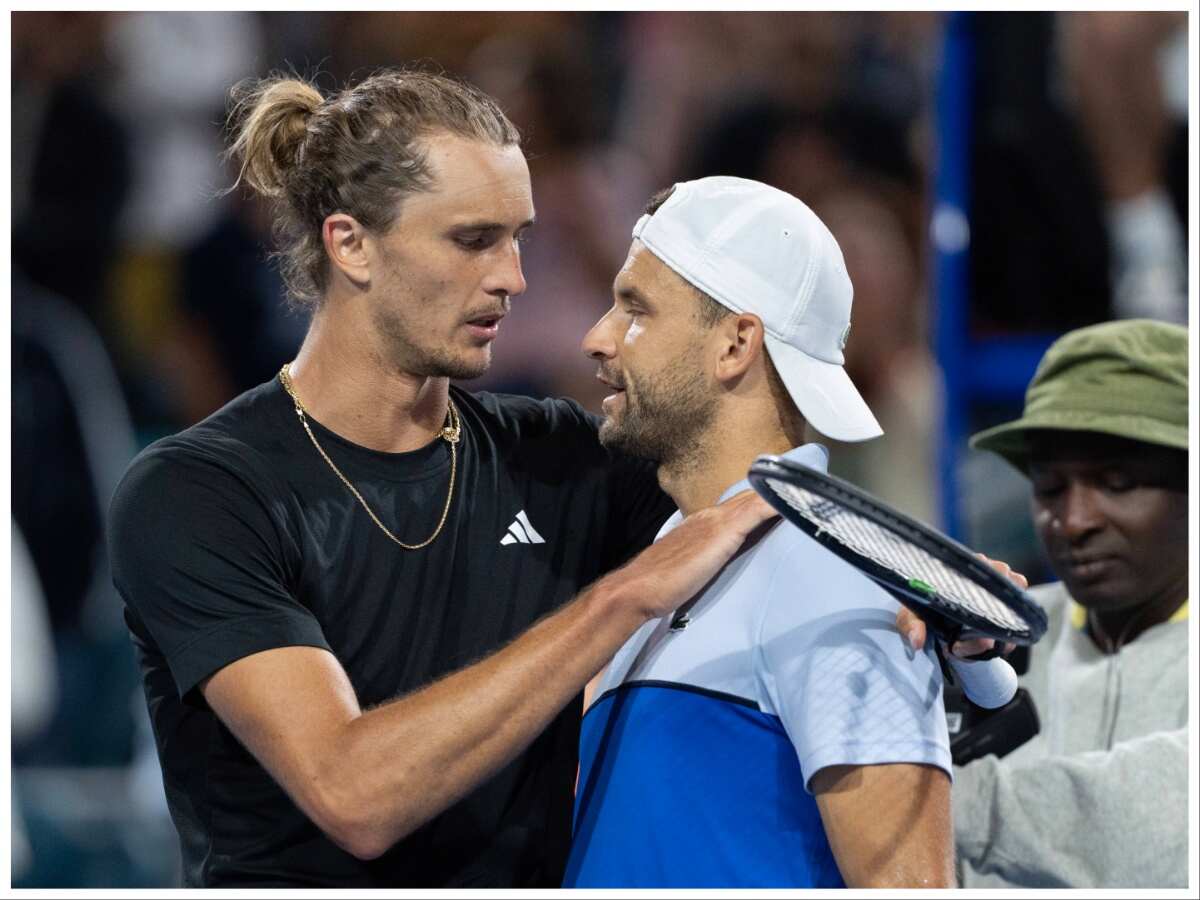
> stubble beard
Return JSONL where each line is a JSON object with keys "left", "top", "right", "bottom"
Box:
{"left": 371, "top": 302, "right": 493, "bottom": 381}
{"left": 598, "top": 355, "right": 716, "bottom": 469}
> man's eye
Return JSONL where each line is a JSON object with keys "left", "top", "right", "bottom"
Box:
{"left": 1031, "top": 479, "right": 1063, "bottom": 498}
{"left": 1102, "top": 472, "right": 1136, "bottom": 493}
{"left": 455, "top": 234, "right": 493, "bottom": 250}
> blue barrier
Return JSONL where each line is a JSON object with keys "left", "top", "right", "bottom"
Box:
{"left": 932, "top": 13, "right": 1062, "bottom": 538}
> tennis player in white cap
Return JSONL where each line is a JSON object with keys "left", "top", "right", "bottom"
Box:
{"left": 566, "top": 177, "right": 955, "bottom": 888}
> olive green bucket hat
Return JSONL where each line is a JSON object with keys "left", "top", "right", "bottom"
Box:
{"left": 970, "top": 319, "right": 1189, "bottom": 473}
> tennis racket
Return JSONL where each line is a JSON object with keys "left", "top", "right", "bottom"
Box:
{"left": 748, "top": 454, "right": 1048, "bottom": 709}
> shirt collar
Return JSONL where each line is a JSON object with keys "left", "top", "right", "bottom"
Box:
{"left": 655, "top": 443, "right": 829, "bottom": 541}
{"left": 714, "top": 443, "right": 830, "bottom": 505}
{"left": 1069, "top": 598, "right": 1189, "bottom": 630}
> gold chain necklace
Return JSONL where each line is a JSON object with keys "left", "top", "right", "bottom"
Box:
{"left": 278, "top": 363, "right": 461, "bottom": 550}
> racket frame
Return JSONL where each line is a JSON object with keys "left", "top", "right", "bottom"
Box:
{"left": 748, "top": 455, "right": 1048, "bottom": 645}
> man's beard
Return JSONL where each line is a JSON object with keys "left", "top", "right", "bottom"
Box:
{"left": 371, "top": 304, "right": 493, "bottom": 381}
{"left": 598, "top": 354, "right": 716, "bottom": 466}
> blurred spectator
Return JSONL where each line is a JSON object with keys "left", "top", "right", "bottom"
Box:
{"left": 613, "top": 13, "right": 938, "bottom": 190}
{"left": 105, "top": 11, "right": 265, "bottom": 249}
{"left": 614, "top": 13, "right": 855, "bottom": 188}
{"left": 968, "top": 13, "right": 1114, "bottom": 334}
{"left": 968, "top": 12, "right": 1188, "bottom": 334}
{"left": 12, "top": 276, "right": 119, "bottom": 635}
{"left": 689, "top": 101, "right": 856, "bottom": 211}
{"left": 334, "top": 10, "right": 568, "bottom": 80}
{"left": 1062, "top": 12, "right": 1188, "bottom": 324}
{"left": 11, "top": 277, "right": 149, "bottom": 884}
{"left": 11, "top": 522, "right": 58, "bottom": 883}
{"left": 11, "top": 273, "right": 141, "bottom": 763}
{"left": 102, "top": 11, "right": 266, "bottom": 426}
{"left": 11, "top": 12, "right": 131, "bottom": 321}
{"left": 168, "top": 188, "right": 306, "bottom": 424}
{"left": 816, "top": 188, "right": 940, "bottom": 522}
{"left": 11, "top": 521, "right": 59, "bottom": 744}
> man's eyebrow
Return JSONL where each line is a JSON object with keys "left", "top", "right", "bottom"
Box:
{"left": 450, "top": 217, "right": 536, "bottom": 232}
{"left": 615, "top": 283, "right": 650, "bottom": 306}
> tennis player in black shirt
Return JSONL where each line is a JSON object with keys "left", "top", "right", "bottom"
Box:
{"left": 108, "top": 70, "right": 777, "bottom": 887}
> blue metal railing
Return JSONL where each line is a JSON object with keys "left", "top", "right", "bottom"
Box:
{"left": 931, "top": 12, "right": 1058, "bottom": 538}
{"left": 931, "top": 11, "right": 976, "bottom": 538}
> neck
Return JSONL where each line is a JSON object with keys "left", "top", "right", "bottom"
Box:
{"left": 1085, "top": 578, "right": 1187, "bottom": 653}
{"left": 660, "top": 414, "right": 797, "bottom": 516}
{"left": 285, "top": 306, "right": 451, "bottom": 453}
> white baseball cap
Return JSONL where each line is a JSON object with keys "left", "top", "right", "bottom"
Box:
{"left": 631, "top": 176, "right": 883, "bottom": 443}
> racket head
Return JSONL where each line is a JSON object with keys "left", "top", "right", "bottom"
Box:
{"left": 748, "top": 454, "right": 1048, "bottom": 645}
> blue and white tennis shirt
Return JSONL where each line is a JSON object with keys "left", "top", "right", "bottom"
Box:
{"left": 563, "top": 444, "right": 952, "bottom": 888}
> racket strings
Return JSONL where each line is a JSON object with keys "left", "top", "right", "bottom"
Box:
{"left": 767, "top": 478, "right": 1030, "bottom": 634}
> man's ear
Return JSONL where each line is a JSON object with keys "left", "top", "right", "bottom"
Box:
{"left": 322, "top": 213, "right": 372, "bottom": 288}
{"left": 714, "top": 313, "right": 766, "bottom": 385}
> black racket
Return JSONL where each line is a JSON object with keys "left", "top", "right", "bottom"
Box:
{"left": 748, "top": 455, "right": 1047, "bottom": 708}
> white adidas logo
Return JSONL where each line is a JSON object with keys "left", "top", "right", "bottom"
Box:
{"left": 500, "top": 509, "right": 546, "bottom": 545}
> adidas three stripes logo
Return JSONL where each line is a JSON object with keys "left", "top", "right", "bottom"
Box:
{"left": 500, "top": 509, "right": 546, "bottom": 545}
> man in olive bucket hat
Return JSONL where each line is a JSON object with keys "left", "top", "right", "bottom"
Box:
{"left": 951, "top": 319, "right": 1189, "bottom": 888}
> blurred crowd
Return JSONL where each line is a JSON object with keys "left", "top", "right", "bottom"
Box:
{"left": 9, "top": 10, "right": 1189, "bottom": 887}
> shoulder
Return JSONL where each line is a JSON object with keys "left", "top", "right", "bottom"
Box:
{"left": 455, "top": 389, "right": 634, "bottom": 482}
{"left": 112, "top": 381, "right": 290, "bottom": 518}
{"left": 457, "top": 389, "right": 601, "bottom": 443}
{"left": 109, "top": 387, "right": 301, "bottom": 612}
{"left": 749, "top": 522, "right": 909, "bottom": 661}
{"left": 1028, "top": 581, "right": 1070, "bottom": 608}
{"left": 1027, "top": 582, "right": 1072, "bottom": 635}
{"left": 755, "top": 521, "right": 891, "bottom": 607}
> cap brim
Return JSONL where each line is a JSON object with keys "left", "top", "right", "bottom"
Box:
{"left": 764, "top": 335, "right": 883, "bottom": 443}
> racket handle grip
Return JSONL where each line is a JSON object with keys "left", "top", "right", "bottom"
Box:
{"left": 946, "top": 654, "right": 1019, "bottom": 709}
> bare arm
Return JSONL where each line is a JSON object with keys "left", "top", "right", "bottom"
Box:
{"left": 203, "top": 490, "right": 776, "bottom": 860}
{"left": 812, "top": 763, "right": 954, "bottom": 888}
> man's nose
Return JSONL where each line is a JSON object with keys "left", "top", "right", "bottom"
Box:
{"left": 485, "top": 242, "right": 527, "bottom": 299}
{"left": 1056, "top": 482, "right": 1106, "bottom": 543}
{"left": 581, "top": 308, "right": 617, "bottom": 360}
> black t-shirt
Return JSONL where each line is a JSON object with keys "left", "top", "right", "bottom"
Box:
{"left": 108, "top": 379, "right": 672, "bottom": 887}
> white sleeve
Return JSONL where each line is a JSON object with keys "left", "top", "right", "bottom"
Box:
{"left": 755, "top": 540, "right": 953, "bottom": 792}
{"left": 954, "top": 726, "right": 1189, "bottom": 887}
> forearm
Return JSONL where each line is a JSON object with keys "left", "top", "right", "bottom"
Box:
{"left": 814, "top": 764, "right": 954, "bottom": 888}
{"left": 319, "top": 577, "right": 645, "bottom": 856}
{"left": 954, "top": 727, "right": 1189, "bottom": 887}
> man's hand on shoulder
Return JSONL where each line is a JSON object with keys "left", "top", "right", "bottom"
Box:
{"left": 594, "top": 489, "right": 778, "bottom": 623}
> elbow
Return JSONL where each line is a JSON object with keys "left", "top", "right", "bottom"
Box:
{"left": 336, "top": 832, "right": 389, "bottom": 862}
{"left": 294, "top": 725, "right": 432, "bottom": 860}
{"left": 851, "top": 861, "right": 956, "bottom": 889}
{"left": 342, "top": 834, "right": 392, "bottom": 863}
{"left": 305, "top": 769, "right": 412, "bottom": 861}
{"left": 309, "top": 792, "right": 395, "bottom": 861}
{"left": 333, "top": 822, "right": 391, "bottom": 862}
{"left": 846, "top": 870, "right": 954, "bottom": 890}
